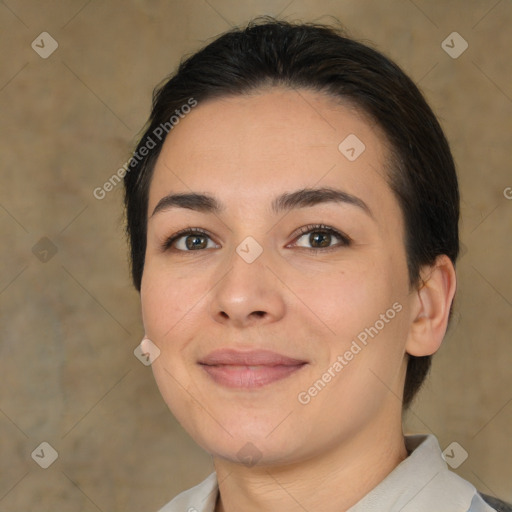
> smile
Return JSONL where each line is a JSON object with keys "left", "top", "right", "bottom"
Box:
{"left": 199, "top": 363, "right": 307, "bottom": 388}
{"left": 198, "top": 349, "right": 308, "bottom": 389}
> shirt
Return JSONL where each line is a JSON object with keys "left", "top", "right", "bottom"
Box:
{"left": 157, "top": 434, "right": 501, "bottom": 512}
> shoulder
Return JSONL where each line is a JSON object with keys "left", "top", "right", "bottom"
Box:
{"left": 479, "top": 493, "right": 512, "bottom": 512}
{"left": 400, "top": 435, "right": 509, "bottom": 512}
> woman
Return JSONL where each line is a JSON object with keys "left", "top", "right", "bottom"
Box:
{"left": 124, "top": 18, "right": 511, "bottom": 512}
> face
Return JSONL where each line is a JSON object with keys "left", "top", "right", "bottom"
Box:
{"left": 141, "top": 87, "right": 414, "bottom": 466}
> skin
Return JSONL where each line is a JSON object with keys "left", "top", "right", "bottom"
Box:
{"left": 140, "top": 87, "right": 456, "bottom": 512}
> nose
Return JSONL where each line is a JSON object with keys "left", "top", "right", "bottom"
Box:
{"left": 209, "top": 246, "right": 286, "bottom": 328}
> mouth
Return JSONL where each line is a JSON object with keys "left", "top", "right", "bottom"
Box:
{"left": 198, "top": 349, "right": 308, "bottom": 389}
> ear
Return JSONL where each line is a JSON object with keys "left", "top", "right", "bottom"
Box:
{"left": 405, "top": 255, "right": 457, "bottom": 357}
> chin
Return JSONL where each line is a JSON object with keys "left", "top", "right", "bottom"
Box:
{"left": 189, "top": 418, "right": 308, "bottom": 466}
{"left": 208, "top": 437, "right": 304, "bottom": 467}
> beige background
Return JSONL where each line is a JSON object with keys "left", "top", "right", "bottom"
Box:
{"left": 1, "top": 1, "right": 511, "bottom": 510}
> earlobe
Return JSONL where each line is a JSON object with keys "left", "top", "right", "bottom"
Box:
{"left": 405, "top": 255, "right": 457, "bottom": 357}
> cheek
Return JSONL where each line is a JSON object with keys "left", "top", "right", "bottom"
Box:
{"left": 140, "top": 266, "right": 205, "bottom": 420}
{"left": 140, "top": 263, "right": 203, "bottom": 343}
{"left": 292, "top": 262, "right": 395, "bottom": 332}
{"left": 296, "top": 253, "right": 409, "bottom": 374}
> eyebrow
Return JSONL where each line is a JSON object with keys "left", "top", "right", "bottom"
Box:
{"left": 150, "top": 187, "right": 372, "bottom": 218}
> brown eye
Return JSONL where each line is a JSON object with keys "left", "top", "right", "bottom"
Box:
{"left": 292, "top": 224, "right": 351, "bottom": 250}
{"left": 308, "top": 231, "right": 332, "bottom": 248}
{"left": 184, "top": 234, "right": 208, "bottom": 250}
{"left": 163, "top": 229, "right": 219, "bottom": 251}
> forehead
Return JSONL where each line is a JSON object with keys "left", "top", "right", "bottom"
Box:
{"left": 148, "top": 87, "right": 397, "bottom": 218}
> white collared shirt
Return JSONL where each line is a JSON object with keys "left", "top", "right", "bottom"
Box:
{"left": 157, "top": 435, "right": 497, "bottom": 512}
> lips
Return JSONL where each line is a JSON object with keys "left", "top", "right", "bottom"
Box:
{"left": 198, "top": 349, "right": 307, "bottom": 389}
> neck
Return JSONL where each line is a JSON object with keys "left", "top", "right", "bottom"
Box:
{"left": 213, "top": 421, "right": 407, "bottom": 512}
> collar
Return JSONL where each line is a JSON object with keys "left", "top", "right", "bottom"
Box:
{"left": 348, "top": 434, "right": 477, "bottom": 511}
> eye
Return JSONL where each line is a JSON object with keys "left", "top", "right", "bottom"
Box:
{"left": 162, "top": 228, "right": 219, "bottom": 252}
{"left": 291, "top": 224, "right": 351, "bottom": 251}
{"left": 162, "top": 224, "right": 351, "bottom": 253}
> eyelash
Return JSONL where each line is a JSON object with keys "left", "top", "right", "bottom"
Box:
{"left": 162, "top": 224, "right": 352, "bottom": 253}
